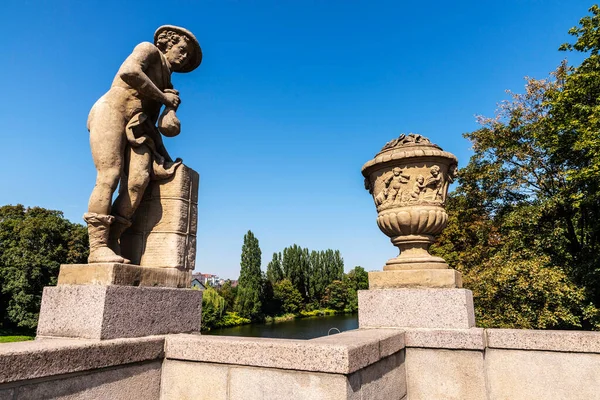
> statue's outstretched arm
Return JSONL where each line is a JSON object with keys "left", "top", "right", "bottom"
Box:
{"left": 118, "top": 42, "right": 178, "bottom": 108}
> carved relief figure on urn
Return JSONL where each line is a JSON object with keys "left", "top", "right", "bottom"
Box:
{"left": 84, "top": 26, "right": 202, "bottom": 264}
{"left": 362, "top": 133, "right": 458, "bottom": 271}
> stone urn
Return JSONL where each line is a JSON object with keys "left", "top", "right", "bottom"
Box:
{"left": 362, "top": 134, "right": 459, "bottom": 287}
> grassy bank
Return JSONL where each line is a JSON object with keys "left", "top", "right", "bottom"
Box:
{"left": 0, "top": 329, "right": 34, "bottom": 343}
{"left": 264, "top": 308, "right": 347, "bottom": 324}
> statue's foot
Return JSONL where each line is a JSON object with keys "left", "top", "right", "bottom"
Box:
{"left": 106, "top": 242, "right": 131, "bottom": 264}
{"left": 88, "top": 246, "right": 129, "bottom": 264}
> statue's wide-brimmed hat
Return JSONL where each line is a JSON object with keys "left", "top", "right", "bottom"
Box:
{"left": 154, "top": 25, "right": 202, "bottom": 73}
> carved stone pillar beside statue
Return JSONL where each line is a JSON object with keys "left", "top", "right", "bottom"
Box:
{"left": 358, "top": 133, "right": 475, "bottom": 329}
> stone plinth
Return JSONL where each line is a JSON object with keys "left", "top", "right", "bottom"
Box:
{"left": 57, "top": 263, "right": 191, "bottom": 288}
{"left": 121, "top": 164, "right": 198, "bottom": 270}
{"left": 37, "top": 285, "right": 202, "bottom": 340}
{"left": 368, "top": 269, "right": 462, "bottom": 289}
{"left": 358, "top": 288, "right": 475, "bottom": 329}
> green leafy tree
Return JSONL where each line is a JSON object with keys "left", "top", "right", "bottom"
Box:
{"left": 308, "top": 250, "right": 326, "bottom": 305}
{"left": 345, "top": 266, "right": 369, "bottom": 291}
{"left": 282, "top": 244, "right": 310, "bottom": 301}
{"left": 201, "top": 287, "right": 226, "bottom": 331}
{"left": 235, "top": 230, "right": 263, "bottom": 321}
{"left": 432, "top": 17, "right": 600, "bottom": 328}
{"left": 266, "top": 252, "right": 283, "bottom": 284}
{"left": 323, "top": 249, "right": 344, "bottom": 285}
{"left": 273, "top": 278, "right": 303, "bottom": 314}
{"left": 217, "top": 280, "right": 237, "bottom": 312}
{"left": 321, "top": 280, "right": 349, "bottom": 311}
{"left": 0, "top": 205, "right": 88, "bottom": 331}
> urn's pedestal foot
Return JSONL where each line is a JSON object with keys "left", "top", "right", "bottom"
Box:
{"left": 369, "top": 269, "right": 462, "bottom": 289}
{"left": 386, "top": 234, "right": 449, "bottom": 269}
{"left": 57, "top": 263, "right": 191, "bottom": 288}
{"left": 358, "top": 288, "right": 475, "bottom": 329}
{"left": 36, "top": 284, "right": 203, "bottom": 340}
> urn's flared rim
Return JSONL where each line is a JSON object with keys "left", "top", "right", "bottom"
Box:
{"left": 361, "top": 148, "right": 458, "bottom": 177}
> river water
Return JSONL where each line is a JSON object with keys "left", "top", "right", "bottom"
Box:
{"left": 205, "top": 313, "right": 359, "bottom": 340}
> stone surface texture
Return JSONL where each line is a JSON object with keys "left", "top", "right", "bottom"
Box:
{"left": 405, "top": 348, "right": 487, "bottom": 400}
{"left": 160, "top": 352, "right": 406, "bottom": 400}
{"left": 486, "top": 328, "right": 600, "bottom": 353}
{"left": 361, "top": 134, "right": 458, "bottom": 271}
{"left": 165, "top": 329, "right": 405, "bottom": 374}
{"left": 485, "top": 349, "right": 600, "bottom": 400}
{"left": 368, "top": 269, "right": 462, "bottom": 289}
{"left": 403, "top": 328, "right": 486, "bottom": 350}
{"left": 13, "top": 361, "right": 161, "bottom": 400}
{"left": 0, "top": 336, "right": 164, "bottom": 384}
{"left": 84, "top": 25, "right": 201, "bottom": 266}
{"left": 353, "top": 352, "right": 406, "bottom": 400}
{"left": 36, "top": 285, "right": 202, "bottom": 340}
{"left": 358, "top": 289, "right": 475, "bottom": 329}
{"left": 121, "top": 165, "right": 199, "bottom": 273}
{"left": 160, "top": 360, "right": 229, "bottom": 400}
{"left": 57, "top": 263, "right": 192, "bottom": 288}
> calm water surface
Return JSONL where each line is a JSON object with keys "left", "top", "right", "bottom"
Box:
{"left": 205, "top": 314, "right": 358, "bottom": 339}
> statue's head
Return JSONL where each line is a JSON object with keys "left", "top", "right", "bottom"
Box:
{"left": 154, "top": 25, "right": 202, "bottom": 73}
{"left": 430, "top": 165, "right": 440, "bottom": 176}
{"left": 393, "top": 167, "right": 401, "bottom": 175}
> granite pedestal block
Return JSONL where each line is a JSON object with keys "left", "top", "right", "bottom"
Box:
{"left": 358, "top": 288, "right": 475, "bottom": 329}
{"left": 37, "top": 285, "right": 203, "bottom": 340}
{"left": 368, "top": 269, "right": 462, "bottom": 289}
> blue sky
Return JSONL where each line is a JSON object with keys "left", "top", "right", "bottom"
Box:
{"left": 1, "top": 0, "right": 591, "bottom": 279}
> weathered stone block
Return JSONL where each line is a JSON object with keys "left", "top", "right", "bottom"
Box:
{"left": 486, "top": 328, "right": 600, "bottom": 353}
{"left": 405, "top": 348, "right": 486, "bottom": 400}
{"left": 121, "top": 164, "right": 198, "bottom": 270}
{"left": 57, "top": 263, "right": 191, "bottom": 288}
{"left": 36, "top": 285, "right": 202, "bottom": 340}
{"left": 358, "top": 288, "right": 475, "bottom": 329}
{"left": 160, "top": 360, "right": 228, "bottom": 400}
{"left": 14, "top": 361, "right": 161, "bottom": 400}
{"left": 486, "top": 349, "right": 600, "bottom": 400}
{"left": 165, "top": 329, "right": 405, "bottom": 375}
{"left": 0, "top": 336, "right": 164, "bottom": 384}
{"left": 228, "top": 367, "right": 352, "bottom": 400}
{"left": 403, "top": 328, "right": 486, "bottom": 350}
{"left": 357, "top": 352, "right": 406, "bottom": 400}
{"left": 368, "top": 269, "right": 462, "bottom": 289}
{"left": 0, "top": 389, "right": 13, "bottom": 400}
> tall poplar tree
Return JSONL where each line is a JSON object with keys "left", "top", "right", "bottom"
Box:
{"left": 266, "top": 252, "right": 283, "bottom": 284}
{"left": 235, "top": 230, "right": 263, "bottom": 321}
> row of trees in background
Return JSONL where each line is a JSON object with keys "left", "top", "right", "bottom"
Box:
{"left": 202, "top": 230, "right": 368, "bottom": 330}
{"left": 431, "top": 6, "right": 600, "bottom": 331}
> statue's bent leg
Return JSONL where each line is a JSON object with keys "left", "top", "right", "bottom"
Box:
{"left": 109, "top": 145, "right": 152, "bottom": 262}
{"left": 85, "top": 102, "right": 128, "bottom": 264}
{"left": 112, "top": 144, "right": 152, "bottom": 220}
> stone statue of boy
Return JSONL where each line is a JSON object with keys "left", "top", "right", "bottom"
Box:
{"left": 84, "top": 25, "right": 202, "bottom": 264}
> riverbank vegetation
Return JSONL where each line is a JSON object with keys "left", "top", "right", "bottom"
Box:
{"left": 201, "top": 230, "right": 368, "bottom": 331}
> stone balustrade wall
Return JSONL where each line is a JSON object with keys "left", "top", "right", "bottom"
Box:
{"left": 0, "top": 328, "right": 599, "bottom": 399}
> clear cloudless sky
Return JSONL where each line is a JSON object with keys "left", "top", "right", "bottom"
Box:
{"left": 0, "top": 0, "right": 592, "bottom": 279}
